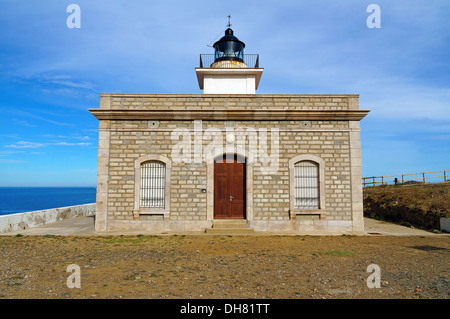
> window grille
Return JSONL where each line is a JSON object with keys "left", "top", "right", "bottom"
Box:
{"left": 294, "top": 161, "right": 320, "bottom": 209}
{"left": 140, "top": 160, "right": 166, "bottom": 208}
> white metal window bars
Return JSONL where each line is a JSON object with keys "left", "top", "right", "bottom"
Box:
{"left": 294, "top": 161, "right": 320, "bottom": 209}
{"left": 140, "top": 160, "right": 166, "bottom": 208}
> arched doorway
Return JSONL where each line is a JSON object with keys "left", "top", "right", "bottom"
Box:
{"left": 214, "top": 154, "right": 246, "bottom": 219}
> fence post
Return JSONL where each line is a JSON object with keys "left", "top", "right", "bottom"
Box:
{"left": 364, "top": 170, "right": 449, "bottom": 187}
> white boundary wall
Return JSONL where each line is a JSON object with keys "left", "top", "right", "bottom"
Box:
{"left": 0, "top": 203, "right": 96, "bottom": 234}
{"left": 440, "top": 218, "right": 450, "bottom": 232}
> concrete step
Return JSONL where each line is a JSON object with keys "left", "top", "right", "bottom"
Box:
{"left": 205, "top": 219, "right": 254, "bottom": 234}
{"left": 212, "top": 219, "right": 248, "bottom": 228}
{"left": 205, "top": 227, "right": 254, "bottom": 234}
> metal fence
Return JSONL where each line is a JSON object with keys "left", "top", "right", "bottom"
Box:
{"left": 362, "top": 170, "right": 449, "bottom": 188}
{"left": 199, "top": 54, "right": 260, "bottom": 68}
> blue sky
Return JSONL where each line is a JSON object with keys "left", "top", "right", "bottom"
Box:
{"left": 0, "top": 0, "right": 449, "bottom": 187}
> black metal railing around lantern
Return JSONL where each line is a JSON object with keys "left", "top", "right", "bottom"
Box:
{"left": 199, "top": 54, "right": 260, "bottom": 68}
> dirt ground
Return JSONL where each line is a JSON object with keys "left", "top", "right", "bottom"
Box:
{"left": 0, "top": 234, "right": 448, "bottom": 299}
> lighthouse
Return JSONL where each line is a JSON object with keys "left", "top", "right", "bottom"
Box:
{"left": 196, "top": 22, "right": 263, "bottom": 94}
{"left": 89, "top": 17, "right": 369, "bottom": 235}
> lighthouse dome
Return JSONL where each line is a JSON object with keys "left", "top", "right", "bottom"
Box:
{"left": 212, "top": 28, "right": 245, "bottom": 64}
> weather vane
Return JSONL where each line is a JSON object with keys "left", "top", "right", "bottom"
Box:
{"left": 227, "top": 15, "right": 232, "bottom": 28}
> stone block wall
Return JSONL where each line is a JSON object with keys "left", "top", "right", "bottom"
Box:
{"left": 91, "top": 94, "right": 367, "bottom": 234}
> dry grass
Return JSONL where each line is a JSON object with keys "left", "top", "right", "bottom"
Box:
{"left": 363, "top": 182, "right": 450, "bottom": 230}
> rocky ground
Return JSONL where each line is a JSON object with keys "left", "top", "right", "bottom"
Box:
{"left": 0, "top": 234, "right": 448, "bottom": 299}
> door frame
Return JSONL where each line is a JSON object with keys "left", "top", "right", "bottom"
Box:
{"left": 213, "top": 154, "right": 246, "bottom": 219}
{"left": 206, "top": 150, "right": 253, "bottom": 222}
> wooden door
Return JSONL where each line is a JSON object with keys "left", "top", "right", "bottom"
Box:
{"left": 214, "top": 155, "right": 246, "bottom": 219}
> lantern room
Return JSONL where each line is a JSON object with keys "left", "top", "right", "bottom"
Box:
{"left": 213, "top": 28, "right": 245, "bottom": 63}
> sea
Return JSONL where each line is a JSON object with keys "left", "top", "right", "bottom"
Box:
{"left": 0, "top": 187, "right": 97, "bottom": 216}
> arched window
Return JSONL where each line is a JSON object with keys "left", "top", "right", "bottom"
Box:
{"left": 294, "top": 161, "right": 320, "bottom": 209}
{"left": 134, "top": 155, "right": 171, "bottom": 220}
{"left": 140, "top": 160, "right": 166, "bottom": 208}
{"left": 289, "top": 154, "right": 325, "bottom": 218}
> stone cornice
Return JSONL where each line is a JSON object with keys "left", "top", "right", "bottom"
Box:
{"left": 99, "top": 93, "right": 360, "bottom": 98}
{"left": 89, "top": 109, "right": 370, "bottom": 121}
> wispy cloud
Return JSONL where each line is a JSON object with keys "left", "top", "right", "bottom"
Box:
{"left": 6, "top": 108, "right": 74, "bottom": 127}
{"left": 0, "top": 159, "right": 28, "bottom": 164}
{"left": 12, "top": 119, "right": 37, "bottom": 127}
{"left": 36, "top": 74, "right": 99, "bottom": 91}
{"left": 6, "top": 141, "right": 91, "bottom": 148}
{"left": 4, "top": 70, "right": 100, "bottom": 95}
{"left": 0, "top": 134, "right": 21, "bottom": 140}
{"left": 43, "top": 134, "right": 91, "bottom": 141}
{"left": 0, "top": 150, "right": 24, "bottom": 155}
{"left": 51, "top": 142, "right": 92, "bottom": 147}
{"left": 6, "top": 141, "right": 45, "bottom": 149}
